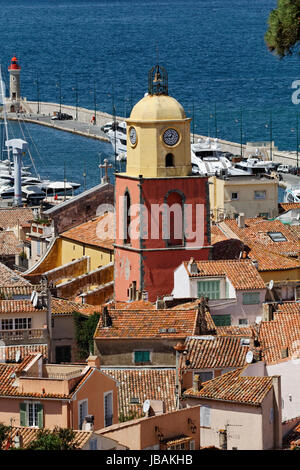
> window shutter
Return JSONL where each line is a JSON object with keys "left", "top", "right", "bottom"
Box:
{"left": 37, "top": 403, "right": 43, "bottom": 428}
{"left": 19, "top": 403, "right": 27, "bottom": 426}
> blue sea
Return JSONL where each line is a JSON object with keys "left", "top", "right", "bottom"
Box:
{"left": 0, "top": 0, "right": 298, "bottom": 193}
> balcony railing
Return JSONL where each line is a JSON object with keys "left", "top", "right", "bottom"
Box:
{"left": 0, "top": 328, "right": 48, "bottom": 344}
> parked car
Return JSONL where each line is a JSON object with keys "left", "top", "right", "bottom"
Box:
{"left": 51, "top": 112, "right": 73, "bottom": 121}
{"left": 277, "top": 164, "right": 290, "bottom": 173}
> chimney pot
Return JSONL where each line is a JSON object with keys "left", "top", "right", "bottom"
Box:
{"left": 237, "top": 213, "right": 245, "bottom": 228}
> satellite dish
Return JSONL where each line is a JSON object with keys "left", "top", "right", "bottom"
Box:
{"left": 15, "top": 350, "right": 21, "bottom": 362}
{"left": 268, "top": 280, "right": 274, "bottom": 290}
{"left": 143, "top": 400, "right": 151, "bottom": 414}
{"left": 246, "top": 351, "right": 254, "bottom": 364}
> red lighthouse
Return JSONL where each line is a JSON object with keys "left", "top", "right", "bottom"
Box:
{"left": 114, "top": 65, "right": 211, "bottom": 302}
{"left": 8, "top": 56, "right": 21, "bottom": 111}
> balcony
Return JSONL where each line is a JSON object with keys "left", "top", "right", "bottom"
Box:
{"left": 0, "top": 328, "right": 48, "bottom": 345}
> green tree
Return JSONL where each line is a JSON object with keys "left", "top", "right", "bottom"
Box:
{"left": 73, "top": 312, "right": 100, "bottom": 359}
{"left": 265, "top": 0, "right": 300, "bottom": 57}
{"left": 0, "top": 423, "right": 11, "bottom": 449}
{"left": 26, "top": 427, "right": 78, "bottom": 450}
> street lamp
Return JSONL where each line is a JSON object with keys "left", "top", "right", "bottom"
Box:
{"left": 265, "top": 111, "right": 273, "bottom": 161}
{"left": 89, "top": 80, "right": 97, "bottom": 125}
{"left": 34, "top": 73, "right": 40, "bottom": 114}
{"left": 56, "top": 74, "right": 62, "bottom": 114}
{"left": 72, "top": 78, "right": 79, "bottom": 120}
{"left": 291, "top": 113, "right": 299, "bottom": 171}
{"left": 174, "top": 342, "right": 188, "bottom": 410}
{"left": 234, "top": 108, "right": 243, "bottom": 157}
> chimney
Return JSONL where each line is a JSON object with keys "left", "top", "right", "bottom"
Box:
{"left": 102, "top": 306, "right": 112, "bottom": 327}
{"left": 237, "top": 213, "right": 245, "bottom": 228}
{"left": 87, "top": 355, "right": 100, "bottom": 369}
{"left": 251, "top": 259, "right": 259, "bottom": 270}
{"left": 193, "top": 374, "right": 202, "bottom": 393}
{"left": 196, "top": 298, "right": 208, "bottom": 335}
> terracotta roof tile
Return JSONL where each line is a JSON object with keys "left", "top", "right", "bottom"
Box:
{"left": 223, "top": 218, "right": 300, "bottom": 257}
{"left": 0, "top": 262, "right": 30, "bottom": 288}
{"left": 0, "top": 231, "right": 23, "bottom": 255}
{"left": 258, "top": 304, "right": 300, "bottom": 364}
{"left": 278, "top": 202, "right": 300, "bottom": 213}
{"left": 94, "top": 308, "right": 214, "bottom": 339}
{"left": 180, "top": 336, "right": 250, "bottom": 370}
{"left": 0, "top": 359, "right": 93, "bottom": 399}
{"left": 216, "top": 326, "right": 254, "bottom": 337}
{"left": 2, "top": 426, "right": 93, "bottom": 449}
{"left": 0, "top": 299, "right": 46, "bottom": 314}
{"left": 0, "top": 208, "right": 33, "bottom": 230}
{"left": 4, "top": 344, "right": 48, "bottom": 362}
{"left": 184, "top": 259, "right": 265, "bottom": 290}
{"left": 51, "top": 298, "right": 102, "bottom": 316}
{"left": 210, "top": 225, "right": 229, "bottom": 244}
{"left": 104, "top": 368, "right": 176, "bottom": 419}
{"left": 61, "top": 213, "right": 114, "bottom": 250}
{"left": 184, "top": 368, "right": 273, "bottom": 405}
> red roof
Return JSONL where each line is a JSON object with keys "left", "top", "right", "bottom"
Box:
{"left": 184, "top": 368, "right": 273, "bottom": 405}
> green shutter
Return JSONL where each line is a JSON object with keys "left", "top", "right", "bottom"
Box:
{"left": 243, "top": 292, "right": 260, "bottom": 305}
{"left": 212, "top": 314, "right": 231, "bottom": 326}
{"left": 37, "top": 403, "right": 43, "bottom": 428}
{"left": 20, "top": 403, "right": 27, "bottom": 426}
{"left": 134, "top": 351, "right": 150, "bottom": 363}
{"left": 197, "top": 280, "right": 220, "bottom": 300}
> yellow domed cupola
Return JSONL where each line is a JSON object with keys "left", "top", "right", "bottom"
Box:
{"left": 125, "top": 64, "right": 191, "bottom": 178}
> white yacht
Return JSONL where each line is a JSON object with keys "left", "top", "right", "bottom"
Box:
{"left": 191, "top": 137, "right": 232, "bottom": 176}
{"left": 229, "top": 157, "right": 274, "bottom": 176}
{"left": 284, "top": 185, "right": 300, "bottom": 203}
{"left": 105, "top": 121, "right": 127, "bottom": 155}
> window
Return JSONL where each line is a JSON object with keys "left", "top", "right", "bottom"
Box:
{"left": 165, "top": 191, "right": 184, "bottom": 247}
{"left": 259, "top": 212, "right": 269, "bottom": 218}
{"left": 1, "top": 319, "right": 13, "bottom": 330}
{"left": 254, "top": 190, "right": 266, "bottom": 199}
{"left": 238, "top": 318, "right": 248, "bottom": 326}
{"left": 55, "top": 345, "right": 71, "bottom": 363}
{"left": 78, "top": 399, "right": 88, "bottom": 430}
{"left": 197, "top": 280, "right": 220, "bottom": 300}
{"left": 212, "top": 314, "right": 231, "bottom": 326}
{"left": 104, "top": 391, "right": 113, "bottom": 427}
{"left": 242, "top": 292, "right": 260, "bottom": 305}
{"left": 195, "top": 371, "right": 213, "bottom": 382}
{"left": 268, "top": 231, "right": 287, "bottom": 242}
{"left": 231, "top": 192, "right": 238, "bottom": 200}
{"left": 20, "top": 402, "right": 43, "bottom": 428}
{"left": 36, "top": 240, "right": 41, "bottom": 256}
{"left": 1, "top": 318, "right": 31, "bottom": 330}
{"left": 89, "top": 438, "right": 98, "bottom": 450}
{"left": 166, "top": 153, "right": 174, "bottom": 167}
{"left": 189, "top": 440, "right": 195, "bottom": 450}
{"left": 123, "top": 191, "right": 131, "bottom": 245}
{"left": 15, "top": 318, "right": 31, "bottom": 330}
{"left": 134, "top": 350, "right": 150, "bottom": 364}
{"left": 200, "top": 405, "right": 211, "bottom": 427}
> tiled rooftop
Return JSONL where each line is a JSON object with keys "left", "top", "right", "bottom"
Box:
{"left": 4, "top": 344, "right": 48, "bottom": 362}
{"left": 180, "top": 336, "right": 250, "bottom": 370}
{"left": 223, "top": 217, "right": 300, "bottom": 256}
{"left": 215, "top": 326, "right": 254, "bottom": 337}
{"left": 0, "top": 262, "right": 30, "bottom": 287}
{"left": 184, "top": 368, "right": 273, "bottom": 405}
{"left": 278, "top": 202, "right": 300, "bottom": 213}
{"left": 2, "top": 426, "right": 93, "bottom": 449}
{"left": 61, "top": 212, "right": 114, "bottom": 250}
{"left": 0, "top": 208, "right": 33, "bottom": 229}
{"left": 0, "top": 299, "right": 46, "bottom": 314}
{"left": 0, "top": 360, "right": 93, "bottom": 399}
{"left": 184, "top": 259, "right": 266, "bottom": 290}
{"left": 104, "top": 368, "right": 176, "bottom": 419}
{"left": 51, "top": 298, "right": 102, "bottom": 316}
{"left": 210, "top": 225, "right": 229, "bottom": 244}
{"left": 258, "top": 306, "right": 300, "bottom": 364}
{"left": 94, "top": 308, "right": 215, "bottom": 339}
{"left": 0, "top": 231, "right": 23, "bottom": 255}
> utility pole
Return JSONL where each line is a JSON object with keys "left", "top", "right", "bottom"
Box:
{"left": 240, "top": 108, "right": 243, "bottom": 157}
{"left": 36, "top": 73, "right": 40, "bottom": 114}
{"left": 93, "top": 80, "right": 97, "bottom": 125}
{"left": 214, "top": 102, "right": 217, "bottom": 138}
{"left": 269, "top": 110, "right": 273, "bottom": 161}
{"left": 72, "top": 77, "right": 78, "bottom": 120}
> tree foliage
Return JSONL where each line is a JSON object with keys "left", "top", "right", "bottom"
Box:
{"left": 73, "top": 311, "right": 100, "bottom": 359}
{"left": 265, "top": 0, "right": 300, "bottom": 57}
{"left": 0, "top": 423, "right": 11, "bottom": 449}
{"left": 26, "top": 427, "right": 78, "bottom": 450}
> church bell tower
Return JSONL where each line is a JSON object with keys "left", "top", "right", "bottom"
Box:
{"left": 114, "top": 65, "right": 211, "bottom": 302}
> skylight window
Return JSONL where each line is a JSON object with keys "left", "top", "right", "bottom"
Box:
{"left": 268, "top": 232, "right": 287, "bottom": 242}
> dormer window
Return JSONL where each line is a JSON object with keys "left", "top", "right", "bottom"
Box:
{"left": 268, "top": 232, "right": 287, "bottom": 242}
{"left": 189, "top": 261, "right": 198, "bottom": 274}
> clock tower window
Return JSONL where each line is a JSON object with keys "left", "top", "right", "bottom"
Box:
{"left": 165, "top": 153, "right": 174, "bottom": 167}
{"left": 123, "top": 191, "right": 131, "bottom": 245}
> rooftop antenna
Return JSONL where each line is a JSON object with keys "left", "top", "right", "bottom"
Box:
{"left": 0, "top": 65, "right": 10, "bottom": 161}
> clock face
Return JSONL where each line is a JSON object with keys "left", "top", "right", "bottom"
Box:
{"left": 163, "top": 128, "right": 179, "bottom": 146}
{"left": 129, "top": 127, "right": 137, "bottom": 145}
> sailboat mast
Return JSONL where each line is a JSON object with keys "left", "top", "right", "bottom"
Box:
{"left": 0, "top": 65, "right": 10, "bottom": 161}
